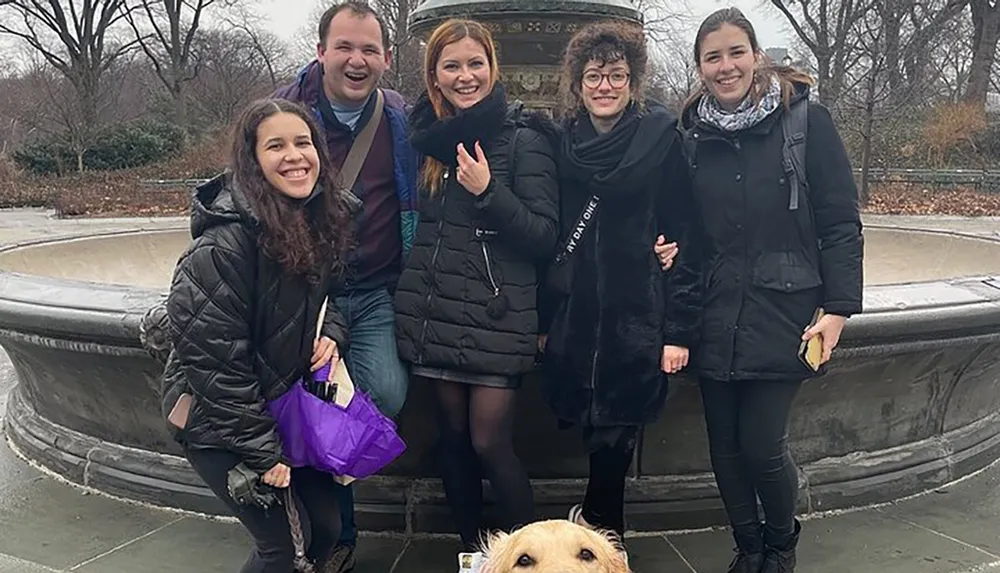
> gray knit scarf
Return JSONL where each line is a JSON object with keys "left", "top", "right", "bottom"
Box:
{"left": 697, "top": 74, "right": 782, "bottom": 132}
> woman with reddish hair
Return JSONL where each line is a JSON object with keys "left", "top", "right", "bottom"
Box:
{"left": 393, "top": 18, "right": 559, "bottom": 571}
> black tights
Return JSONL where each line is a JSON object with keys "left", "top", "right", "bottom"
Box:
{"left": 699, "top": 378, "right": 802, "bottom": 553}
{"left": 433, "top": 379, "right": 534, "bottom": 550}
{"left": 580, "top": 426, "right": 640, "bottom": 538}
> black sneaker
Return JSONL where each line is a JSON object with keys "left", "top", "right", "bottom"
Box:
{"left": 760, "top": 547, "right": 795, "bottom": 573}
{"left": 761, "top": 520, "right": 801, "bottom": 573}
{"left": 727, "top": 549, "right": 765, "bottom": 573}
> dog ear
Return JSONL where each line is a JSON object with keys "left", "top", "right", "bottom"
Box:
{"left": 480, "top": 530, "right": 512, "bottom": 573}
{"left": 609, "top": 550, "right": 631, "bottom": 573}
{"left": 588, "top": 529, "right": 631, "bottom": 573}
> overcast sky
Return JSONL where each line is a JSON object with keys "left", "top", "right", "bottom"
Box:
{"left": 0, "top": 1, "right": 795, "bottom": 70}
{"left": 257, "top": 0, "right": 795, "bottom": 51}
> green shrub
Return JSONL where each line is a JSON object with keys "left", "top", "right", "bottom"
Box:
{"left": 974, "top": 121, "right": 1000, "bottom": 167}
{"left": 12, "top": 140, "right": 76, "bottom": 175}
{"left": 12, "top": 121, "right": 187, "bottom": 175}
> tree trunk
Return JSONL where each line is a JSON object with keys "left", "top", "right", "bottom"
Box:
{"left": 964, "top": 0, "right": 1000, "bottom": 108}
{"left": 171, "top": 82, "right": 188, "bottom": 130}
{"left": 882, "top": 1, "right": 903, "bottom": 92}
{"left": 860, "top": 66, "right": 878, "bottom": 207}
{"left": 817, "top": 54, "right": 839, "bottom": 107}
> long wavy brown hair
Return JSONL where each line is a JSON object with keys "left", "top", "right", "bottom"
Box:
{"left": 684, "top": 7, "right": 815, "bottom": 115}
{"left": 229, "top": 99, "right": 354, "bottom": 283}
{"left": 420, "top": 18, "right": 501, "bottom": 196}
{"left": 557, "top": 20, "right": 648, "bottom": 118}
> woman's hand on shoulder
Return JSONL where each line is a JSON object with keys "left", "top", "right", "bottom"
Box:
{"left": 661, "top": 345, "right": 689, "bottom": 374}
{"left": 456, "top": 141, "right": 491, "bottom": 196}
{"left": 311, "top": 336, "right": 339, "bottom": 372}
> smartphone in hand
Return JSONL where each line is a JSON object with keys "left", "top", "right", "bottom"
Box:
{"left": 798, "top": 307, "right": 825, "bottom": 372}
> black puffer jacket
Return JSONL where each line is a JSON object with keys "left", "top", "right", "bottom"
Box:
{"left": 679, "top": 83, "right": 863, "bottom": 382}
{"left": 536, "top": 102, "right": 704, "bottom": 428}
{"left": 394, "top": 85, "right": 559, "bottom": 376}
{"left": 161, "top": 174, "right": 349, "bottom": 472}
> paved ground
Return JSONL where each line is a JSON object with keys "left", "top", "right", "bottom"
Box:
{"left": 1, "top": 209, "right": 1000, "bottom": 573}
{"left": 863, "top": 214, "right": 1000, "bottom": 239}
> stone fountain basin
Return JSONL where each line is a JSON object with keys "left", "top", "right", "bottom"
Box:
{"left": 2, "top": 226, "right": 1000, "bottom": 533}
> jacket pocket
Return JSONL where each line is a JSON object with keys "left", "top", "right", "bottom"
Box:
{"left": 751, "top": 251, "right": 822, "bottom": 293}
{"left": 474, "top": 228, "right": 508, "bottom": 319}
{"left": 473, "top": 228, "right": 501, "bottom": 295}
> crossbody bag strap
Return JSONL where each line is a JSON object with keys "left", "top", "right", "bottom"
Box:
{"left": 338, "top": 89, "right": 385, "bottom": 192}
{"left": 552, "top": 194, "right": 600, "bottom": 266}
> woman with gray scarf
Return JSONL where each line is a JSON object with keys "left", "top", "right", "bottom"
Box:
{"left": 663, "top": 8, "right": 863, "bottom": 573}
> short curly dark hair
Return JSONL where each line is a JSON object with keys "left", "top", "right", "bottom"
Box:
{"left": 558, "top": 20, "right": 648, "bottom": 117}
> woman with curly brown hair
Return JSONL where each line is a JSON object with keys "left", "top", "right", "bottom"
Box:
{"left": 535, "top": 20, "right": 703, "bottom": 544}
{"left": 161, "top": 98, "right": 358, "bottom": 573}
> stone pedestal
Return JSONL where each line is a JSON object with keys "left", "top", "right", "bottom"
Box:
{"left": 4, "top": 228, "right": 1000, "bottom": 533}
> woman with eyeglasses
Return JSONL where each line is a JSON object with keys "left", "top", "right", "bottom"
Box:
{"left": 535, "top": 20, "right": 702, "bottom": 547}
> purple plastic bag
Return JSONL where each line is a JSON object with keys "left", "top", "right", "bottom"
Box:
{"left": 341, "top": 394, "right": 406, "bottom": 477}
{"left": 266, "top": 363, "right": 405, "bottom": 478}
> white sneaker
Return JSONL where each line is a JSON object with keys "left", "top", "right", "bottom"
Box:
{"left": 568, "top": 504, "right": 592, "bottom": 529}
{"left": 458, "top": 551, "right": 484, "bottom": 573}
{"left": 568, "top": 506, "right": 631, "bottom": 570}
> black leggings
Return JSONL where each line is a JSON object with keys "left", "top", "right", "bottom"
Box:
{"left": 433, "top": 379, "right": 534, "bottom": 550}
{"left": 580, "top": 425, "right": 640, "bottom": 538}
{"left": 699, "top": 378, "right": 801, "bottom": 552}
{"left": 185, "top": 447, "right": 341, "bottom": 573}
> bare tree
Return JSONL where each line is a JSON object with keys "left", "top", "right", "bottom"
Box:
{"left": 636, "top": 0, "right": 689, "bottom": 45}
{"left": 224, "top": 6, "right": 296, "bottom": 90}
{"left": 928, "top": 10, "right": 976, "bottom": 101}
{"left": 187, "top": 26, "right": 284, "bottom": 127}
{"left": 838, "top": 9, "right": 895, "bottom": 205}
{"left": 964, "top": 0, "right": 1000, "bottom": 107}
{"left": 0, "top": 0, "right": 139, "bottom": 170}
{"left": 768, "top": 0, "right": 876, "bottom": 107}
{"left": 876, "top": 0, "right": 970, "bottom": 103}
{"left": 647, "top": 32, "right": 698, "bottom": 112}
{"left": 122, "top": 0, "right": 233, "bottom": 129}
{"left": 0, "top": 71, "right": 28, "bottom": 154}
{"left": 289, "top": 3, "right": 323, "bottom": 68}
{"left": 370, "top": 0, "right": 420, "bottom": 97}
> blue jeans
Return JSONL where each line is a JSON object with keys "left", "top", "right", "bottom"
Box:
{"left": 332, "top": 286, "right": 409, "bottom": 547}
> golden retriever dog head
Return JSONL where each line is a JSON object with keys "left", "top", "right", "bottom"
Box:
{"left": 480, "top": 519, "right": 630, "bottom": 573}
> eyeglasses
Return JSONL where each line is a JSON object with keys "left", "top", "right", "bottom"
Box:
{"left": 582, "top": 70, "right": 630, "bottom": 89}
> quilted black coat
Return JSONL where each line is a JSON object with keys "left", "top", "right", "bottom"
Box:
{"left": 394, "top": 100, "right": 559, "bottom": 376}
{"left": 679, "top": 83, "right": 864, "bottom": 382}
{"left": 160, "top": 174, "right": 349, "bottom": 472}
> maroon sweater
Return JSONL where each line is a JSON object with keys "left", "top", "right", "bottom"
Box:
{"left": 317, "top": 90, "right": 402, "bottom": 291}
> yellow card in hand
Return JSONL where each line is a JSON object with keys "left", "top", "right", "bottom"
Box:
{"left": 799, "top": 307, "right": 825, "bottom": 372}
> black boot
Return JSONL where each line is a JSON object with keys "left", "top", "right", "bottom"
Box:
{"left": 727, "top": 550, "right": 765, "bottom": 573}
{"left": 727, "top": 525, "right": 765, "bottom": 573}
{"left": 761, "top": 520, "right": 801, "bottom": 573}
